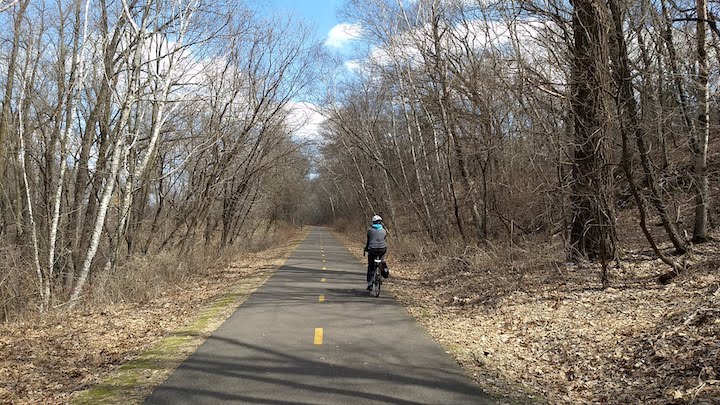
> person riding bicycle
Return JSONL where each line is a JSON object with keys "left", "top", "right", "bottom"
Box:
{"left": 364, "top": 215, "right": 387, "bottom": 291}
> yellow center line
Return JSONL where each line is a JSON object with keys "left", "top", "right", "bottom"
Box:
{"left": 321, "top": 277, "right": 326, "bottom": 282}
{"left": 319, "top": 295, "right": 325, "bottom": 303}
{"left": 314, "top": 328, "right": 323, "bottom": 345}
{"left": 322, "top": 266, "right": 326, "bottom": 270}
{"left": 322, "top": 260, "right": 326, "bottom": 263}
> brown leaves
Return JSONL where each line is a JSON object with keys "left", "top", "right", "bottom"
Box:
{"left": 0, "top": 239, "right": 300, "bottom": 405}
{"left": 334, "top": 230, "right": 720, "bottom": 404}
{"left": 1, "top": 305, "right": 168, "bottom": 403}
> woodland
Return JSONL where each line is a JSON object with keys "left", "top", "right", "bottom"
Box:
{"left": 0, "top": 0, "right": 718, "bottom": 403}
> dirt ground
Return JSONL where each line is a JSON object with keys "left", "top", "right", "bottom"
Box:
{"left": 0, "top": 232, "right": 304, "bottom": 405}
{"left": 335, "top": 230, "right": 719, "bottom": 405}
{"left": 1, "top": 226, "right": 717, "bottom": 404}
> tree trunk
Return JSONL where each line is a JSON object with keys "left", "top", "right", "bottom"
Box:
{"left": 608, "top": 0, "right": 688, "bottom": 254}
{"left": 568, "top": 0, "right": 617, "bottom": 262}
{"left": 0, "top": 0, "right": 30, "bottom": 199}
{"left": 17, "top": 88, "right": 44, "bottom": 310}
{"left": 692, "top": 0, "right": 710, "bottom": 242}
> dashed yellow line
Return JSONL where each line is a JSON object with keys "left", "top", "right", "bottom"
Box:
{"left": 322, "top": 267, "right": 326, "bottom": 270}
{"left": 322, "top": 260, "right": 326, "bottom": 263}
{"left": 319, "top": 295, "right": 325, "bottom": 303}
{"left": 320, "top": 277, "right": 326, "bottom": 282}
{"left": 314, "top": 328, "right": 323, "bottom": 345}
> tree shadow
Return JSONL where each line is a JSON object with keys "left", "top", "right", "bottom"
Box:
{"left": 144, "top": 228, "right": 495, "bottom": 404}
{"left": 144, "top": 336, "right": 494, "bottom": 405}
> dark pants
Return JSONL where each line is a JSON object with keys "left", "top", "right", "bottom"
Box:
{"left": 366, "top": 248, "right": 387, "bottom": 282}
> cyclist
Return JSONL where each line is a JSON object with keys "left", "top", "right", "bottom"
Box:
{"left": 363, "top": 215, "right": 387, "bottom": 291}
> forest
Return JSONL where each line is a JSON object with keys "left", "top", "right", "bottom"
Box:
{"left": 0, "top": 0, "right": 322, "bottom": 316}
{"left": 312, "top": 0, "right": 719, "bottom": 402}
{"left": 314, "top": 0, "right": 716, "bottom": 274}
{"left": 0, "top": 0, "right": 718, "bottom": 403}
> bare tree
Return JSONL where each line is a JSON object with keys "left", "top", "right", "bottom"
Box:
{"left": 608, "top": 0, "right": 684, "bottom": 280}
{"left": 692, "top": 0, "right": 710, "bottom": 242}
{"left": 567, "top": 0, "right": 616, "bottom": 263}
{"left": 0, "top": 0, "right": 29, "bottom": 235}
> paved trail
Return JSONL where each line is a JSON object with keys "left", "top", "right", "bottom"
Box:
{"left": 145, "top": 227, "right": 495, "bottom": 404}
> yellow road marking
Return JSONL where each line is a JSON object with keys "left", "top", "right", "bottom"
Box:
{"left": 314, "top": 328, "right": 323, "bottom": 345}
{"left": 322, "top": 260, "right": 326, "bottom": 263}
{"left": 319, "top": 295, "right": 325, "bottom": 303}
{"left": 322, "top": 254, "right": 325, "bottom": 257}
{"left": 322, "top": 267, "right": 326, "bottom": 270}
{"left": 321, "top": 277, "right": 326, "bottom": 282}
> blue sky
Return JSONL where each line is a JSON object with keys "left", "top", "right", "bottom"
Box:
{"left": 260, "top": 0, "right": 366, "bottom": 74}
{"left": 261, "top": 0, "right": 363, "bottom": 141}
{"left": 263, "top": 0, "right": 348, "bottom": 46}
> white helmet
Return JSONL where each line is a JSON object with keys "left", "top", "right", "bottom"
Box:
{"left": 372, "top": 215, "right": 382, "bottom": 222}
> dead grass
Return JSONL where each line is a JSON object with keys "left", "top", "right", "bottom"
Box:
{"left": 0, "top": 226, "right": 306, "bottom": 405}
{"left": 334, "top": 228, "right": 720, "bottom": 404}
{"left": 0, "top": 243, "right": 36, "bottom": 322}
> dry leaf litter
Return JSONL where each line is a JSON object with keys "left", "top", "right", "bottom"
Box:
{"left": 336, "top": 231, "right": 719, "bottom": 405}
{"left": 0, "top": 236, "right": 301, "bottom": 405}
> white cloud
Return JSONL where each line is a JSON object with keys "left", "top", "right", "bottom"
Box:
{"left": 344, "top": 60, "right": 361, "bottom": 72}
{"left": 286, "top": 101, "right": 326, "bottom": 141}
{"left": 345, "top": 17, "right": 556, "bottom": 78}
{"left": 325, "top": 23, "right": 363, "bottom": 49}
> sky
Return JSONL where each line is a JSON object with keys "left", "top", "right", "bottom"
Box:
{"left": 262, "top": 0, "right": 363, "bottom": 142}
{"left": 261, "top": 0, "right": 364, "bottom": 55}
{"left": 260, "top": 1, "right": 551, "bottom": 143}
{"left": 264, "top": 0, "right": 345, "bottom": 43}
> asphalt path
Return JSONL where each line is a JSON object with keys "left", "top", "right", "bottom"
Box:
{"left": 145, "top": 226, "right": 496, "bottom": 404}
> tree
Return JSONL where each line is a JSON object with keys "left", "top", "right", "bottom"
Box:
{"left": 692, "top": 0, "right": 710, "bottom": 242}
{"left": 0, "top": 0, "right": 324, "bottom": 315}
{"left": 568, "top": 0, "right": 617, "bottom": 262}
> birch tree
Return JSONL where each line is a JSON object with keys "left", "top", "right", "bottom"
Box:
{"left": 692, "top": 0, "right": 710, "bottom": 242}
{"left": 69, "top": 0, "right": 202, "bottom": 304}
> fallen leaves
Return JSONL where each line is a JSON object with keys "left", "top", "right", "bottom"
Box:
{"left": 0, "top": 232, "right": 304, "bottom": 405}
{"left": 335, "top": 230, "right": 720, "bottom": 404}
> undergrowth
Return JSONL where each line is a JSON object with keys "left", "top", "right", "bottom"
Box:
{"left": 334, "top": 222, "right": 720, "bottom": 404}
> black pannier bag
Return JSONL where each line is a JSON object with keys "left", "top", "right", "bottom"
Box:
{"left": 381, "top": 262, "right": 389, "bottom": 278}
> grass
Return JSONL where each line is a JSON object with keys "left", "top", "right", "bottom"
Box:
{"left": 71, "top": 288, "right": 255, "bottom": 404}
{"left": 70, "top": 230, "right": 307, "bottom": 405}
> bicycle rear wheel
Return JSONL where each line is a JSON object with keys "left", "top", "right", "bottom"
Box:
{"left": 372, "top": 272, "right": 381, "bottom": 297}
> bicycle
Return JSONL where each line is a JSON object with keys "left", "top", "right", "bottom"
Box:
{"left": 370, "top": 257, "right": 383, "bottom": 297}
